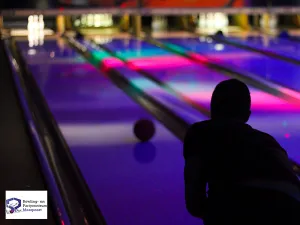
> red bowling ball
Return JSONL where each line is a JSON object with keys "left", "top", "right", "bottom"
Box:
{"left": 134, "top": 119, "right": 155, "bottom": 142}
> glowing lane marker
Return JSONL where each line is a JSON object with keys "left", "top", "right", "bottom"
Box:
{"left": 127, "top": 55, "right": 194, "bottom": 69}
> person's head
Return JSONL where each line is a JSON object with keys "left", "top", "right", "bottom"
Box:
{"left": 210, "top": 79, "right": 251, "bottom": 123}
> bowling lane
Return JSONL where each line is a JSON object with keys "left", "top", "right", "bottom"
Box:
{"left": 159, "top": 37, "right": 300, "bottom": 92}
{"left": 17, "top": 38, "right": 204, "bottom": 225}
{"left": 100, "top": 38, "right": 300, "bottom": 163}
{"left": 227, "top": 35, "right": 300, "bottom": 60}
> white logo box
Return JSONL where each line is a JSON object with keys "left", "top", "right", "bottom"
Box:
{"left": 5, "top": 190, "right": 48, "bottom": 219}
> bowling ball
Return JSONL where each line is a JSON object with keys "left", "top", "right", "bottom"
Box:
{"left": 278, "top": 30, "right": 290, "bottom": 39}
{"left": 214, "top": 30, "right": 224, "bottom": 37}
{"left": 133, "top": 119, "right": 155, "bottom": 142}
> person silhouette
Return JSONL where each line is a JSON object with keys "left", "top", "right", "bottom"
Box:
{"left": 184, "top": 79, "right": 300, "bottom": 225}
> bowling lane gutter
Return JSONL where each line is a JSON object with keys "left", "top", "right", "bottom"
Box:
{"left": 87, "top": 37, "right": 210, "bottom": 118}
{"left": 10, "top": 39, "right": 107, "bottom": 225}
{"left": 143, "top": 35, "right": 300, "bottom": 104}
{"left": 65, "top": 35, "right": 189, "bottom": 141}
{"left": 71, "top": 36, "right": 300, "bottom": 177}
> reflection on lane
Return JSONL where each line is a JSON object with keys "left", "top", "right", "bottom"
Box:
{"left": 159, "top": 37, "right": 300, "bottom": 92}
{"left": 18, "top": 38, "right": 203, "bottom": 225}
{"left": 100, "top": 38, "right": 300, "bottom": 164}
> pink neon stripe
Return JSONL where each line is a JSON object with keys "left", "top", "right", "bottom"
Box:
{"left": 128, "top": 55, "right": 194, "bottom": 69}
{"left": 185, "top": 91, "right": 300, "bottom": 112}
{"left": 102, "top": 58, "right": 124, "bottom": 71}
{"left": 189, "top": 53, "right": 209, "bottom": 63}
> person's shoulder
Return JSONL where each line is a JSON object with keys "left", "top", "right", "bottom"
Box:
{"left": 187, "top": 120, "right": 212, "bottom": 133}
{"left": 184, "top": 120, "right": 211, "bottom": 158}
{"left": 189, "top": 120, "right": 212, "bottom": 129}
{"left": 185, "top": 120, "right": 212, "bottom": 140}
{"left": 251, "top": 128, "right": 280, "bottom": 146}
{"left": 252, "top": 128, "right": 274, "bottom": 139}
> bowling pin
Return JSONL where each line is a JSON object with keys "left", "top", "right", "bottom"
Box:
{"left": 99, "top": 14, "right": 103, "bottom": 27}
{"left": 215, "top": 13, "right": 221, "bottom": 29}
{"left": 207, "top": 13, "right": 214, "bottom": 29}
{"left": 33, "top": 15, "right": 39, "bottom": 30}
{"left": 94, "top": 14, "right": 100, "bottom": 27}
{"left": 151, "top": 16, "right": 157, "bottom": 31}
{"left": 81, "top": 15, "right": 87, "bottom": 27}
{"left": 28, "top": 15, "right": 38, "bottom": 47}
{"left": 109, "top": 14, "right": 113, "bottom": 26}
{"left": 39, "top": 30, "right": 44, "bottom": 46}
{"left": 27, "top": 15, "right": 34, "bottom": 31}
{"left": 269, "top": 14, "right": 277, "bottom": 29}
{"left": 198, "top": 14, "right": 206, "bottom": 28}
{"left": 87, "top": 14, "right": 93, "bottom": 27}
{"left": 105, "top": 14, "right": 113, "bottom": 27}
{"left": 74, "top": 19, "right": 80, "bottom": 27}
{"left": 39, "top": 15, "right": 44, "bottom": 30}
{"left": 94, "top": 14, "right": 99, "bottom": 26}
{"left": 102, "top": 14, "right": 107, "bottom": 27}
{"left": 93, "top": 14, "right": 96, "bottom": 27}
{"left": 28, "top": 32, "right": 34, "bottom": 47}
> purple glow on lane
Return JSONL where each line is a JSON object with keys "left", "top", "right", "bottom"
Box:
{"left": 18, "top": 39, "right": 205, "bottom": 225}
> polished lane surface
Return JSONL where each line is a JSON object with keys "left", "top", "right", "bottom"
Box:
{"left": 227, "top": 35, "right": 300, "bottom": 61}
{"left": 17, "top": 38, "right": 205, "bottom": 225}
{"left": 100, "top": 38, "right": 300, "bottom": 163}
{"left": 159, "top": 37, "right": 300, "bottom": 92}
